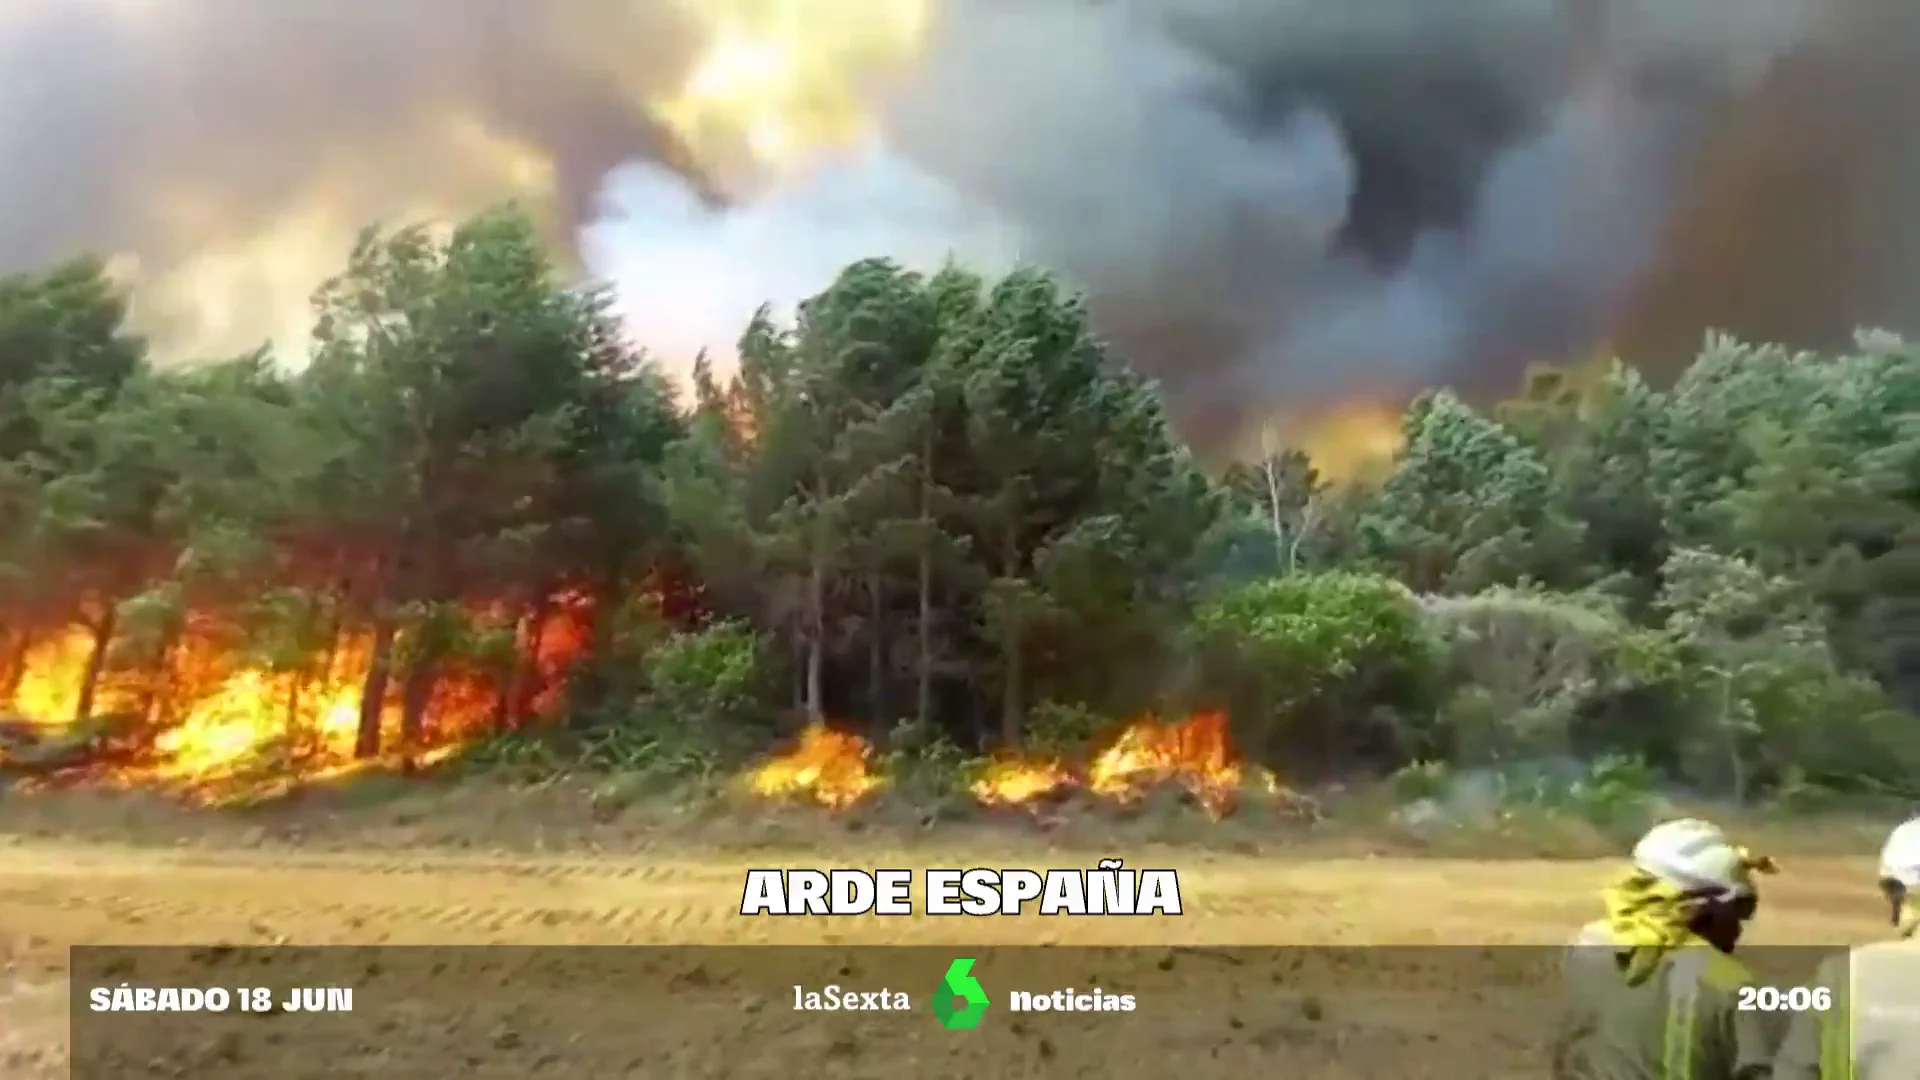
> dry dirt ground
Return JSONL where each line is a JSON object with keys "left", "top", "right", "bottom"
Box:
{"left": 0, "top": 787, "right": 1893, "bottom": 1078}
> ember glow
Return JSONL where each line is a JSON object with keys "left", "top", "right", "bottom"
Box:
{"left": 754, "top": 711, "right": 1281, "bottom": 820}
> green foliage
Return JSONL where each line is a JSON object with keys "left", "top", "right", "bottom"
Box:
{"left": 469, "top": 621, "right": 768, "bottom": 780}
{"left": 878, "top": 716, "right": 982, "bottom": 810}
{"left": 1388, "top": 758, "right": 1453, "bottom": 801}
{"left": 2, "top": 207, "right": 1918, "bottom": 812}
{"left": 1419, "top": 586, "right": 1682, "bottom": 765}
{"left": 1389, "top": 755, "right": 1659, "bottom": 834}
{"left": 1358, "top": 390, "right": 1582, "bottom": 593}
{"left": 641, "top": 621, "right": 769, "bottom": 735}
{"left": 1466, "top": 756, "right": 1663, "bottom": 839}
{"left": 1188, "top": 572, "right": 1441, "bottom": 775}
{"left": 1022, "top": 700, "right": 1106, "bottom": 759}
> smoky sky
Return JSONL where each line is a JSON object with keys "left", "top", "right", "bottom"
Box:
{"left": 1, "top": 0, "right": 1915, "bottom": 453}
{"left": 0, "top": 2, "right": 697, "bottom": 257}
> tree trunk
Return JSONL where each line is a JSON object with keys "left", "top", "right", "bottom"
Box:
{"left": 3, "top": 629, "right": 35, "bottom": 703}
{"left": 1721, "top": 674, "right": 1747, "bottom": 807}
{"left": 492, "top": 593, "right": 554, "bottom": 730}
{"left": 398, "top": 652, "right": 440, "bottom": 752}
{"left": 790, "top": 625, "right": 805, "bottom": 710}
{"left": 317, "top": 589, "right": 345, "bottom": 688}
{"left": 1000, "top": 625, "right": 1023, "bottom": 748}
{"left": 285, "top": 676, "right": 302, "bottom": 733}
{"left": 916, "top": 548, "right": 933, "bottom": 729}
{"left": 1286, "top": 498, "right": 1317, "bottom": 575}
{"left": 999, "top": 525, "right": 1023, "bottom": 746}
{"left": 138, "top": 619, "right": 183, "bottom": 726}
{"left": 75, "top": 605, "right": 119, "bottom": 723}
{"left": 867, "top": 573, "right": 885, "bottom": 723}
{"left": 519, "top": 602, "right": 552, "bottom": 717}
{"left": 916, "top": 429, "right": 935, "bottom": 730}
{"left": 805, "top": 560, "right": 825, "bottom": 721}
{"left": 1262, "top": 456, "right": 1285, "bottom": 556}
{"left": 354, "top": 615, "right": 397, "bottom": 758}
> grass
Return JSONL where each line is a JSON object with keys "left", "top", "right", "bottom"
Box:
{"left": 0, "top": 759, "right": 1898, "bottom": 861}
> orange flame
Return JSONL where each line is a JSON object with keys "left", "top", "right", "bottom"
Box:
{"left": 749, "top": 711, "right": 1281, "bottom": 819}
{"left": 970, "top": 755, "right": 1075, "bottom": 806}
{"left": 745, "top": 722, "right": 886, "bottom": 808}
{"left": 1, "top": 600, "right": 589, "bottom": 798}
{"left": 1086, "top": 711, "right": 1279, "bottom": 818}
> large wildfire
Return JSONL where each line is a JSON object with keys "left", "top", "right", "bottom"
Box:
{"left": 0, "top": 5, "right": 1323, "bottom": 813}
{"left": 747, "top": 712, "right": 1285, "bottom": 821}
{"left": 1, "top": 614, "right": 1288, "bottom": 820}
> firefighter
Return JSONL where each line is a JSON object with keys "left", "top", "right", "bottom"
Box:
{"left": 1555, "top": 817, "right": 1781, "bottom": 1079}
{"left": 1772, "top": 817, "right": 1920, "bottom": 1078}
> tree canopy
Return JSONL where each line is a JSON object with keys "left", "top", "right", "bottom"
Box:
{"left": 2, "top": 206, "right": 1917, "bottom": 805}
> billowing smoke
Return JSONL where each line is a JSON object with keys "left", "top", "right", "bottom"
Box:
{"left": 0, "top": 0, "right": 701, "bottom": 358}
{"left": 2, "top": 0, "right": 1916, "bottom": 455}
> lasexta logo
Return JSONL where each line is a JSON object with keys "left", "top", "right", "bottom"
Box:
{"left": 932, "top": 958, "right": 990, "bottom": 1030}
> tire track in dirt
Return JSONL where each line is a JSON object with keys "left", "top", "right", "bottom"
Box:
{"left": 0, "top": 843, "right": 1885, "bottom": 963}
{"left": 0, "top": 845, "right": 740, "bottom": 882}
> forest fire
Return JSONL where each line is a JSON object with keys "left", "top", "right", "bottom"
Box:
{"left": 1086, "top": 711, "right": 1281, "bottom": 817}
{"left": 971, "top": 712, "right": 1280, "bottom": 819}
{"left": 751, "top": 712, "right": 1281, "bottom": 820}
{"left": 1257, "top": 397, "right": 1407, "bottom": 485}
{"left": 745, "top": 722, "right": 887, "bottom": 808}
{"left": 0, "top": 607, "right": 585, "bottom": 799}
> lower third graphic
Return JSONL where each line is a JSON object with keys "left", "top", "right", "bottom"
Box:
{"left": 932, "top": 958, "right": 990, "bottom": 1030}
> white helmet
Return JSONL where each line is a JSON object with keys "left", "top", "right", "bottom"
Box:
{"left": 1632, "top": 818, "right": 1772, "bottom": 900}
{"left": 1879, "top": 818, "right": 1920, "bottom": 887}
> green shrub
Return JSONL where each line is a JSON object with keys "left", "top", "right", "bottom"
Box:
{"left": 1483, "top": 756, "right": 1659, "bottom": 833}
{"left": 642, "top": 620, "right": 770, "bottom": 734}
{"left": 1187, "top": 571, "right": 1442, "bottom": 776}
{"left": 879, "top": 717, "right": 981, "bottom": 809}
{"left": 1420, "top": 586, "right": 1690, "bottom": 766}
{"left": 1388, "top": 759, "right": 1453, "bottom": 802}
{"left": 1024, "top": 700, "right": 1106, "bottom": 758}
{"left": 1656, "top": 547, "right": 1920, "bottom": 800}
{"left": 481, "top": 619, "right": 776, "bottom": 778}
{"left": 1561, "top": 755, "right": 1660, "bottom": 829}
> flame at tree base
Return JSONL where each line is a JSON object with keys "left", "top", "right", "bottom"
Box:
{"left": 749, "top": 711, "right": 1285, "bottom": 821}
{"left": 0, "top": 611, "right": 582, "bottom": 801}
{"left": 4, "top": 611, "right": 1285, "bottom": 820}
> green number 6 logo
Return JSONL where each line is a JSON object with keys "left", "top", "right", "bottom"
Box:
{"left": 932, "top": 958, "right": 990, "bottom": 1030}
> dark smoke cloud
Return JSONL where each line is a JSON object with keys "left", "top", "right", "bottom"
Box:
{"left": 863, "top": 0, "right": 1840, "bottom": 438}
{"left": 1, "top": 0, "right": 1914, "bottom": 456}
{"left": 1612, "top": 0, "right": 1920, "bottom": 367}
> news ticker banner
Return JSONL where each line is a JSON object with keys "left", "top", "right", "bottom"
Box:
{"left": 72, "top": 945, "right": 1843, "bottom": 1079}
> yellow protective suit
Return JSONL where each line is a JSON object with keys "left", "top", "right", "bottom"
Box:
{"left": 1555, "top": 854, "right": 1780, "bottom": 1080}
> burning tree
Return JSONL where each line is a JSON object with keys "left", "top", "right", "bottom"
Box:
{"left": 0, "top": 214, "right": 689, "bottom": 794}
{"left": 662, "top": 260, "right": 1221, "bottom": 748}
{"left": 0, "top": 224, "right": 1234, "bottom": 798}
{"left": 11, "top": 204, "right": 1908, "bottom": 811}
